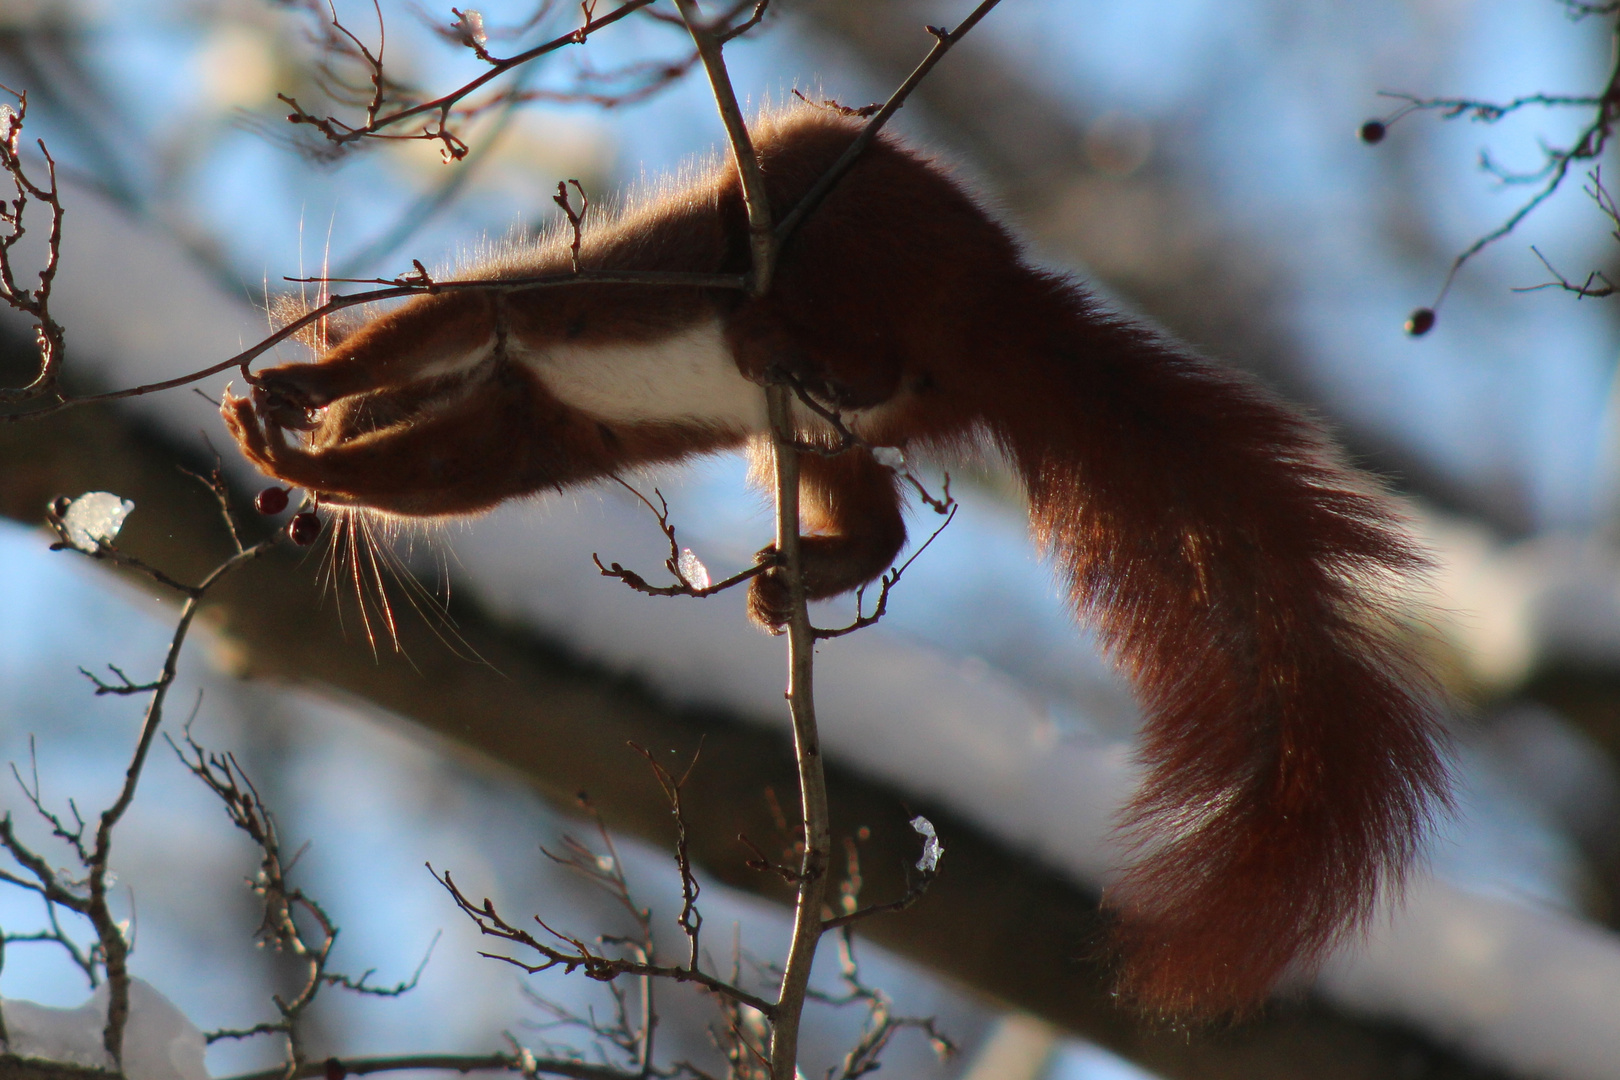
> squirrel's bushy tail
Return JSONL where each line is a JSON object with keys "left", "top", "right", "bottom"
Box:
{"left": 977, "top": 273, "right": 1449, "bottom": 1016}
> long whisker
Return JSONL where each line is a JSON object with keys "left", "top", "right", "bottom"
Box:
{"left": 320, "top": 208, "right": 337, "bottom": 350}
{"left": 314, "top": 506, "right": 343, "bottom": 609}
{"left": 339, "top": 511, "right": 380, "bottom": 659}
{"left": 357, "top": 513, "right": 406, "bottom": 656}
{"left": 369, "top": 514, "right": 496, "bottom": 669}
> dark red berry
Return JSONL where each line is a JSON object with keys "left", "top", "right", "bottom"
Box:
{"left": 1359, "top": 120, "right": 1387, "bottom": 145}
{"left": 289, "top": 511, "right": 322, "bottom": 545}
{"left": 1405, "top": 307, "right": 1436, "bottom": 337}
{"left": 254, "top": 486, "right": 289, "bottom": 515}
{"left": 324, "top": 1059, "right": 347, "bottom": 1080}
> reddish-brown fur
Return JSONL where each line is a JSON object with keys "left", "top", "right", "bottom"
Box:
{"left": 224, "top": 108, "right": 1448, "bottom": 1017}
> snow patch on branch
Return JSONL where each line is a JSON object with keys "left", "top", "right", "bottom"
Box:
{"left": 1, "top": 979, "right": 207, "bottom": 1080}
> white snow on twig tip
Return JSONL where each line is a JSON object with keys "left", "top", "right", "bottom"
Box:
{"left": 910, "top": 815, "right": 943, "bottom": 872}
{"left": 678, "top": 548, "right": 711, "bottom": 590}
{"left": 872, "top": 446, "right": 906, "bottom": 470}
{"left": 455, "top": 8, "right": 487, "bottom": 46}
{"left": 0, "top": 978, "right": 207, "bottom": 1080}
{"left": 60, "top": 492, "right": 135, "bottom": 552}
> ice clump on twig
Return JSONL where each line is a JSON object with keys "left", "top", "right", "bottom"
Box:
{"left": 455, "top": 8, "right": 487, "bottom": 46}
{"left": 1, "top": 978, "right": 207, "bottom": 1080}
{"left": 872, "top": 446, "right": 906, "bottom": 470}
{"left": 59, "top": 492, "right": 135, "bottom": 552}
{"left": 678, "top": 548, "right": 711, "bottom": 590}
{"left": 910, "top": 815, "right": 943, "bottom": 872}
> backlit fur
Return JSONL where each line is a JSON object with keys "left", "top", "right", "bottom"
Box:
{"left": 223, "top": 105, "right": 1449, "bottom": 1018}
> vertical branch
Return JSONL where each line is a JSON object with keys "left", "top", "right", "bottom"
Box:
{"left": 667, "top": 4, "right": 821, "bottom": 1075}
{"left": 672, "top": 0, "right": 775, "bottom": 295}
{"left": 764, "top": 383, "right": 829, "bottom": 1080}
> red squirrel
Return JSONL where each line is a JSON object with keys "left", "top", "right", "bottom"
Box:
{"left": 222, "top": 106, "right": 1449, "bottom": 1017}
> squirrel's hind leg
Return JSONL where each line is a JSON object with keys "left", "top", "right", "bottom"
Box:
{"left": 747, "top": 445, "right": 907, "bottom": 632}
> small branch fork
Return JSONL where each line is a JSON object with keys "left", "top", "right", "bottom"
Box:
{"left": 1, "top": 468, "right": 277, "bottom": 1066}
{"left": 169, "top": 730, "right": 437, "bottom": 1076}
{"left": 1367, "top": 7, "right": 1620, "bottom": 314}
{"left": 448, "top": 0, "right": 769, "bottom": 120}
{"left": 427, "top": 752, "right": 944, "bottom": 1080}
{"left": 592, "top": 479, "right": 768, "bottom": 599}
{"left": 161, "top": 734, "right": 638, "bottom": 1080}
{"left": 554, "top": 180, "right": 589, "bottom": 273}
{"left": 593, "top": 417, "right": 957, "bottom": 644}
{"left": 0, "top": 88, "right": 69, "bottom": 406}
{"left": 435, "top": 806, "right": 782, "bottom": 1013}
{"left": 279, "top": 0, "right": 658, "bottom": 162}
{"left": 1518, "top": 165, "right": 1620, "bottom": 297}
{"left": 277, "top": 0, "right": 771, "bottom": 162}
{"left": 809, "top": 927, "right": 954, "bottom": 1080}
{"left": 800, "top": 841, "right": 952, "bottom": 1080}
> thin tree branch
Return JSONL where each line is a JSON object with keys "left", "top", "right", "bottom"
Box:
{"left": 672, "top": 0, "right": 774, "bottom": 295}
{"left": 761, "top": 380, "right": 828, "bottom": 1080}
{"left": 774, "top": 0, "right": 1005, "bottom": 247}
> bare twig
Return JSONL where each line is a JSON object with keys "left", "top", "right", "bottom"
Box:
{"left": 815, "top": 501, "right": 958, "bottom": 641}
{"left": 774, "top": 0, "right": 1006, "bottom": 246}
{"left": 593, "top": 479, "right": 769, "bottom": 598}
{"left": 811, "top": 928, "right": 954, "bottom": 1080}
{"left": 736, "top": 833, "right": 801, "bottom": 885}
{"left": 1519, "top": 243, "right": 1617, "bottom": 296}
{"left": 628, "top": 743, "right": 703, "bottom": 972}
{"left": 790, "top": 89, "right": 880, "bottom": 119}
{"left": 1369, "top": 12, "right": 1620, "bottom": 316}
{"left": 553, "top": 179, "right": 589, "bottom": 273}
{"left": 278, "top": 0, "right": 661, "bottom": 159}
{"left": 430, "top": 866, "right": 776, "bottom": 1016}
{"left": 534, "top": 791, "right": 656, "bottom": 1073}
{"left": 672, "top": 0, "right": 774, "bottom": 294}
{"left": 453, "top": 53, "right": 701, "bottom": 115}
{"left": 760, "top": 380, "right": 827, "bottom": 1079}
{"left": 1513, "top": 167, "right": 1620, "bottom": 296}
{"left": 172, "top": 728, "right": 438, "bottom": 1076}
{"left": 0, "top": 89, "right": 69, "bottom": 406}
{"left": 821, "top": 834, "right": 937, "bottom": 932}
{"left": 76, "top": 664, "right": 162, "bottom": 697}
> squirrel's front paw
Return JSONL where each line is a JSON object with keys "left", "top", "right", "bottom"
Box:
{"left": 251, "top": 365, "right": 342, "bottom": 431}
{"left": 221, "top": 388, "right": 283, "bottom": 467}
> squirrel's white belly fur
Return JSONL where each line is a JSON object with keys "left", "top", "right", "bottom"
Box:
{"left": 513, "top": 317, "right": 768, "bottom": 432}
